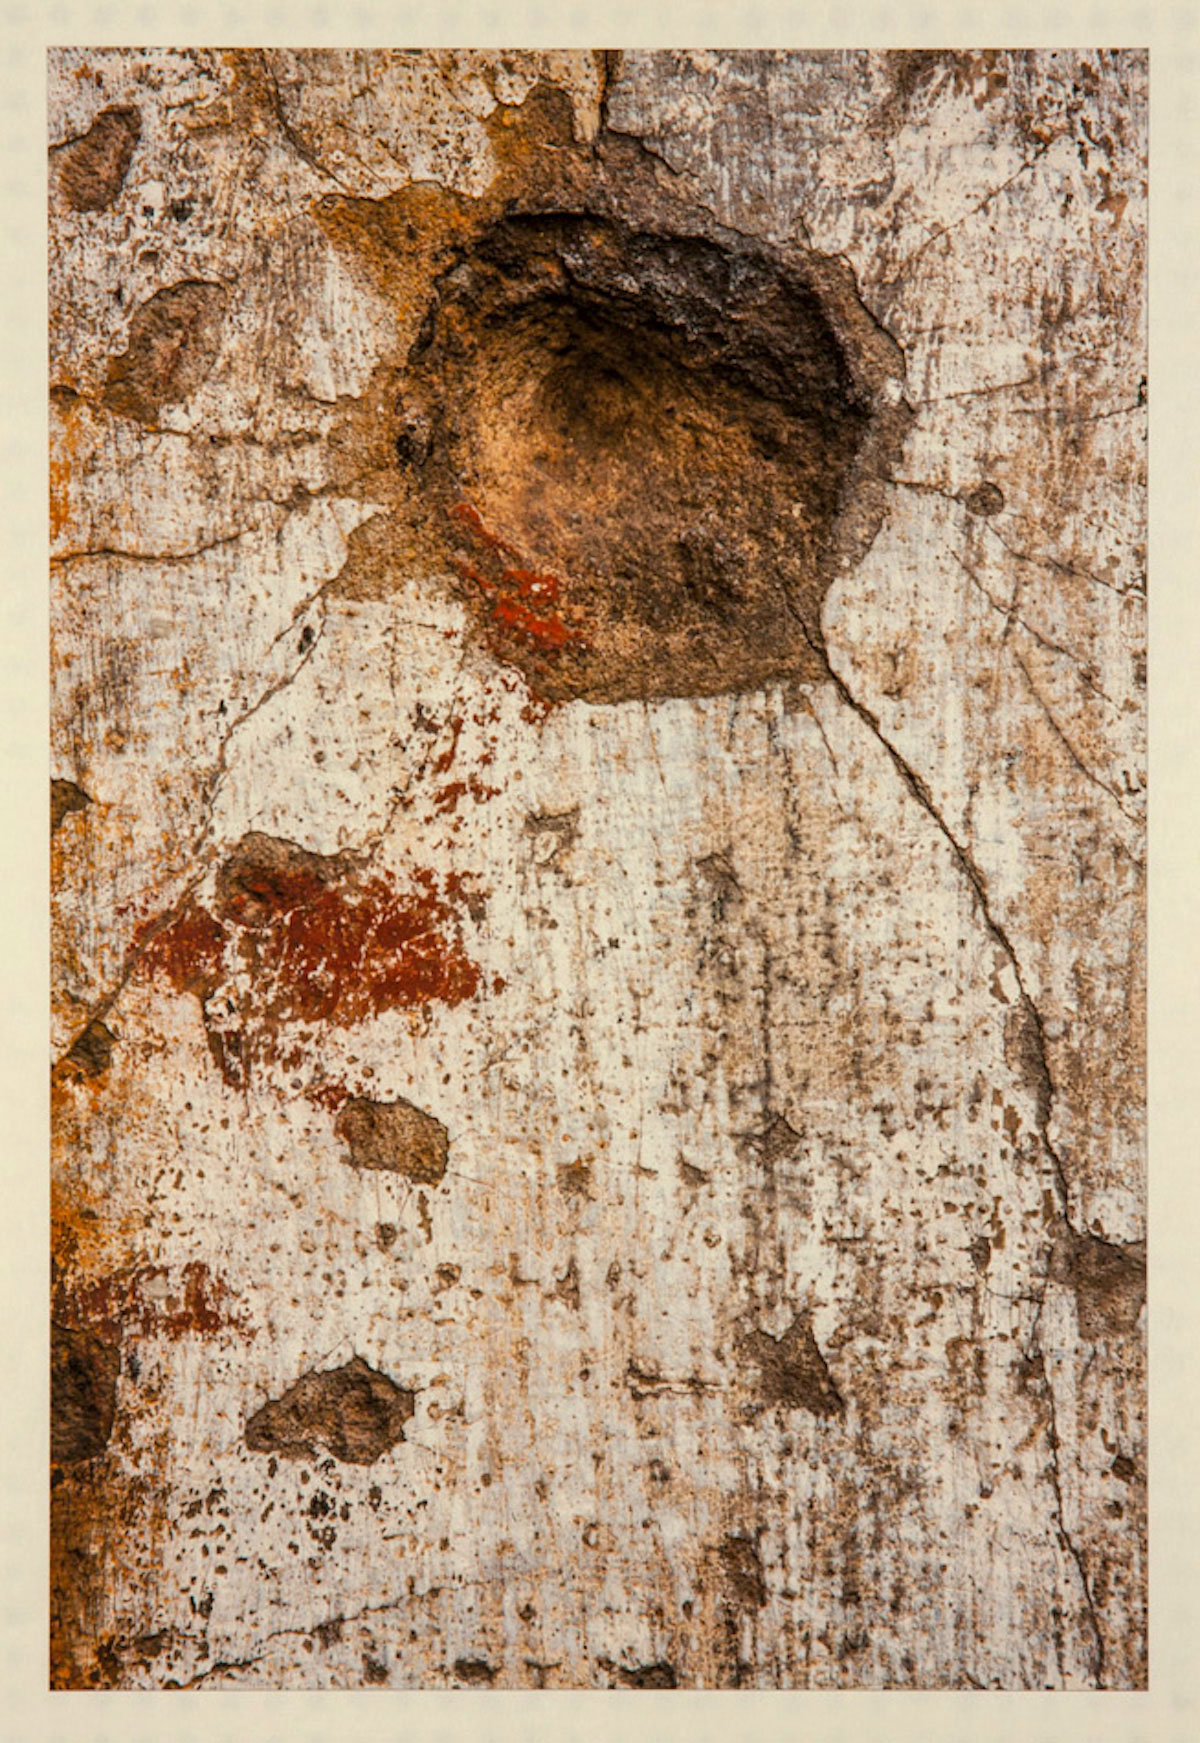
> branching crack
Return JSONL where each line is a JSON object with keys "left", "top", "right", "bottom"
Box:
{"left": 52, "top": 870, "right": 207, "bottom": 1073}
{"left": 190, "top": 612, "right": 329, "bottom": 854}
{"left": 983, "top": 520, "right": 1140, "bottom": 599}
{"left": 950, "top": 549, "right": 1120, "bottom": 710}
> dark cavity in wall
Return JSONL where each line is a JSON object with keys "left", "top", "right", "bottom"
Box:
{"left": 378, "top": 113, "right": 910, "bottom": 704}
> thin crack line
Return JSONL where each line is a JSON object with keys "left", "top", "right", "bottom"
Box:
{"left": 1010, "top": 648, "right": 1139, "bottom": 825}
{"left": 983, "top": 520, "right": 1139, "bottom": 599}
{"left": 1042, "top": 1356, "right": 1108, "bottom": 1687}
{"left": 878, "top": 137, "right": 1059, "bottom": 291}
{"left": 795, "top": 602, "right": 1113, "bottom": 1683}
{"left": 50, "top": 526, "right": 260, "bottom": 566}
{"left": 190, "top": 615, "right": 329, "bottom": 855}
{"left": 786, "top": 605, "right": 1078, "bottom": 1231}
{"left": 909, "top": 372, "right": 1044, "bottom": 407}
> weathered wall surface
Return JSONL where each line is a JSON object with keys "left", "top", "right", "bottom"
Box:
{"left": 49, "top": 48, "right": 1146, "bottom": 1690}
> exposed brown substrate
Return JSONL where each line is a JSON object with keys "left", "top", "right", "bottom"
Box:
{"left": 245, "top": 1356, "right": 415, "bottom": 1464}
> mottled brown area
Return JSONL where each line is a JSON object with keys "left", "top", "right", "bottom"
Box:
{"left": 1003, "top": 1000, "right": 1054, "bottom": 1129}
{"left": 524, "top": 806, "right": 580, "bottom": 866}
{"left": 103, "top": 280, "right": 226, "bottom": 424}
{"left": 213, "top": 832, "right": 356, "bottom": 928}
{"left": 335, "top": 1095, "right": 449, "bottom": 1184}
{"left": 453, "top": 1657, "right": 498, "bottom": 1685}
{"left": 55, "top": 106, "right": 141, "bottom": 211}
{"left": 748, "top": 1112, "right": 804, "bottom": 1168}
{"left": 1050, "top": 1227, "right": 1146, "bottom": 1342}
{"left": 51, "top": 777, "right": 91, "bottom": 834}
{"left": 743, "top": 1314, "right": 845, "bottom": 1417}
{"left": 245, "top": 1356, "right": 415, "bottom": 1463}
{"left": 963, "top": 481, "right": 1006, "bottom": 516}
{"left": 64, "top": 1017, "right": 116, "bottom": 1079}
{"left": 716, "top": 1533, "right": 767, "bottom": 1611}
{"left": 51, "top": 1322, "right": 120, "bottom": 1463}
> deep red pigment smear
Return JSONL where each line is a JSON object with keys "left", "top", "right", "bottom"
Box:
{"left": 450, "top": 500, "right": 587, "bottom": 655}
{"left": 136, "top": 866, "right": 481, "bottom": 1025}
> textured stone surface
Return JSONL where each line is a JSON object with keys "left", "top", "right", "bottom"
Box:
{"left": 49, "top": 48, "right": 1145, "bottom": 1690}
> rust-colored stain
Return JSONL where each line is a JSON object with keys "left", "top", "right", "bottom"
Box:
{"left": 138, "top": 900, "right": 228, "bottom": 999}
{"left": 54, "top": 1259, "right": 249, "bottom": 1342}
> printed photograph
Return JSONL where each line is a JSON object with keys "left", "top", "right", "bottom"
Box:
{"left": 49, "top": 48, "right": 1146, "bottom": 1689}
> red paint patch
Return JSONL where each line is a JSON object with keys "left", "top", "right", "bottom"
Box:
{"left": 450, "top": 501, "right": 588, "bottom": 658}
{"left": 433, "top": 776, "right": 502, "bottom": 816}
{"left": 137, "top": 866, "right": 481, "bottom": 1027}
{"left": 137, "top": 904, "right": 227, "bottom": 998}
{"left": 248, "top": 867, "right": 480, "bottom": 1025}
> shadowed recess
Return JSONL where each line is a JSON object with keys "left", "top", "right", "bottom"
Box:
{"left": 395, "top": 205, "right": 910, "bottom": 703}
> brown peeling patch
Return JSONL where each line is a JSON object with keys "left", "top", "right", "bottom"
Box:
{"left": 51, "top": 1322, "right": 120, "bottom": 1463}
{"left": 55, "top": 106, "right": 141, "bottom": 211}
{"left": 524, "top": 805, "right": 581, "bottom": 867}
{"left": 335, "top": 1095, "right": 449, "bottom": 1184}
{"left": 1050, "top": 1227, "right": 1146, "bottom": 1342}
{"left": 1003, "top": 1000, "right": 1053, "bottom": 1128}
{"left": 214, "top": 832, "right": 355, "bottom": 928}
{"left": 557, "top": 1160, "right": 593, "bottom": 1198}
{"left": 603, "top": 1658, "right": 678, "bottom": 1688}
{"left": 742, "top": 1314, "right": 845, "bottom": 1417}
{"left": 553, "top": 1256, "right": 581, "bottom": 1311}
{"left": 63, "top": 1018, "right": 116, "bottom": 1080}
{"left": 51, "top": 778, "right": 91, "bottom": 835}
{"left": 716, "top": 1533, "right": 767, "bottom": 1611}
{"left": 453, "top": 1656, "right": 498, "bottom": 1685}
{"left": 245, "top": 1356, "right": 415, "bottom": 1463}
{"left": 963, "top": 481, "right": 1005, "bottom": 516}
{"left": 746, "top": 1111, "right": 804, "bottom": 1168}
{"left": 103, "top": 280, "right": 227, "bottom": 425}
